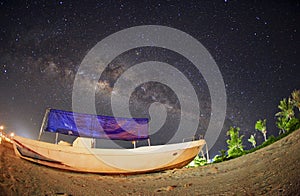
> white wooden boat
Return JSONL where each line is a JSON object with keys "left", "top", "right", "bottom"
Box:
{"left": 12, "top": 108, "right": 207, "bottom": 174}
{"left": 13, "top": 135, "right": 206, "bottom": 174}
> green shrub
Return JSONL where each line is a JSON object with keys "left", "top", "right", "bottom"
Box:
{"left": 226, "top": 127, "right": 244, "bottom": 158}
{"left": 213, "top": 149, "right": 227, "bottom": 163}
{"left": 186, "top": 155, "right": 207, "bottom": 168}
{"left": 285, "top": 117, "right": 300, "bottom": 132}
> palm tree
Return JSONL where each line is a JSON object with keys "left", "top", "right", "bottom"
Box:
{"left": 291, "top": 90, "right": 300, "bottom": 112}
{"left": 248, "top": 134, "right": 256, "bottom": 148}
{"left": 275, "top": 98, "right": 294, "bottom": 120}
{"left": 255, "top": 119, "right": 267, "bottom": 141}
{"left": 276, "top": 117, "right": 287, "bottom": 134}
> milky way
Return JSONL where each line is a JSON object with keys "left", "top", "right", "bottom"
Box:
{"left": 0, "top": 1, "right": 299, "bottom": 155}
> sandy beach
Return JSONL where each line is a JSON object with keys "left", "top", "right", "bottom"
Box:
{"left": 1, "top": 129, "right": 300, "bottom": 195}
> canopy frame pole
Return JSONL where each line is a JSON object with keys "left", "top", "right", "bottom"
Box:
{"left": 133, "top": 141, "right": 136, "bottom": 148}
{"left": 205, "top": 142, "right": 210, "bottom": 162}
{"left": 147, "top": 122, "right": 150, "bottom": 146}
{"left": 38, "top": 108, "right": 51, "bottom": 141}
{"left": 55, "top": 132, "right": 58, "bottom": 144}
{"left": 92, "top": 138, "right": 96, "bottom": 148}
{"left": 201, "top": 149, "right": 205, "bottom": 158}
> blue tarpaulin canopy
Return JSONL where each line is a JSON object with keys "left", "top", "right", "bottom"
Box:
{"left": 44, "top": 109, "right": 149, "bottom": 141}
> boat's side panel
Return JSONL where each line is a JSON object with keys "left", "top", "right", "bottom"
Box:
{"left": 13, "top": 136, "right": 206, "bottom": 174}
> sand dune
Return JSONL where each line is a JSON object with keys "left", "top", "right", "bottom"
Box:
{"left": 1, "top": 129, "right": 300, "bottom": 195}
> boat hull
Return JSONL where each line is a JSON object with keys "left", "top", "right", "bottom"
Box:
{"left": 13, "top": 136, "right": 206, "bottom": 174}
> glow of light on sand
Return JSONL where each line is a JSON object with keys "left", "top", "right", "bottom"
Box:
{"left": 0, "top": 125, "right": 4, "bottom": 130}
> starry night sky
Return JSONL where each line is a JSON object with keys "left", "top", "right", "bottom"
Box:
{"left": 0, "top": 0, "right": 299, "bottom": 155}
